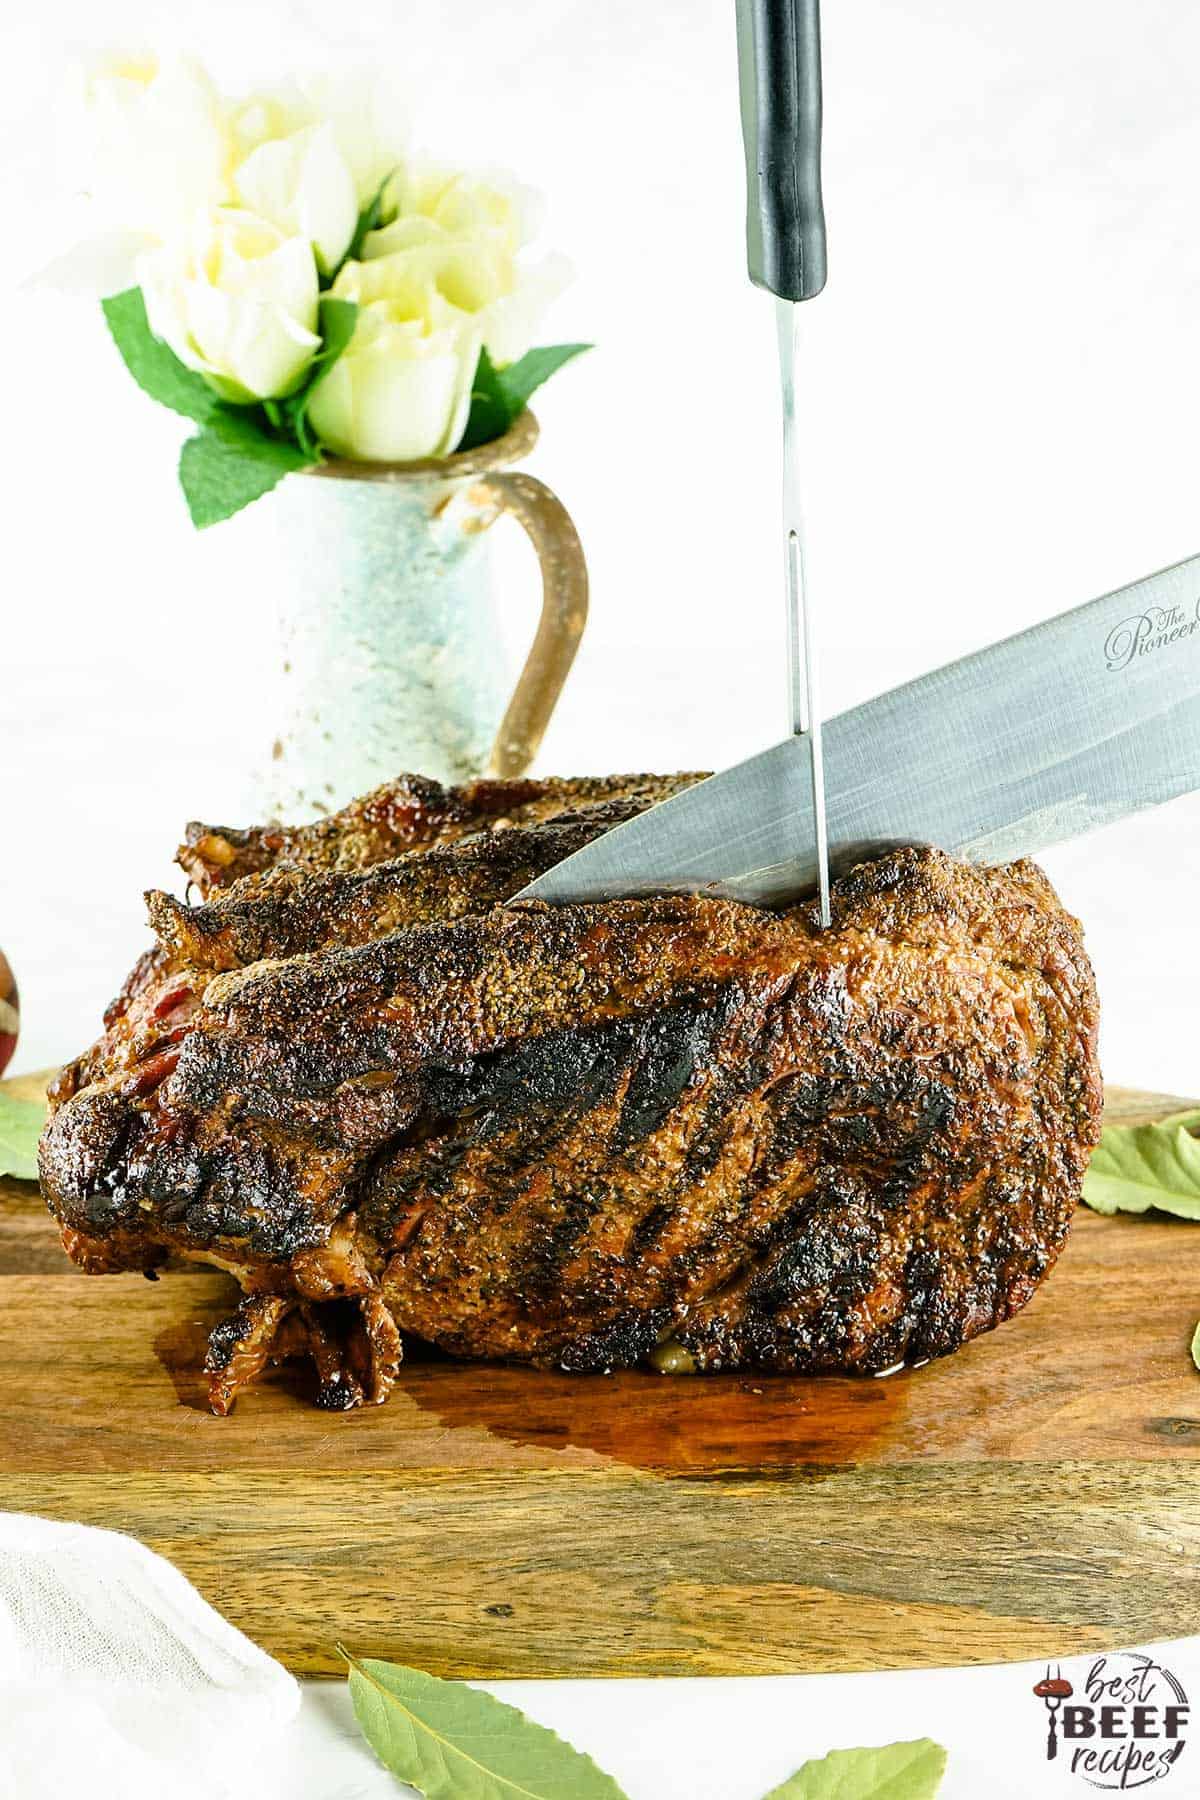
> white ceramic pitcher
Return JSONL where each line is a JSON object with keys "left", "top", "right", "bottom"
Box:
{"left": 245, "top": 411, "right": 587, "bottom": 820}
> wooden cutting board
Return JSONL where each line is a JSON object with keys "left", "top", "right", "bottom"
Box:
{"left": 2, "top": 1069, "right": 1199, "bottom": 1680}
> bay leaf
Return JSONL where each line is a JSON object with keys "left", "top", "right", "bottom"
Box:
{"left": 761, "top": 1738, "right": 947, "bottom": 1799}
{"left": 342, "top": 1648, "right": 630, "bottom": 1800}
{"left": 1082, "top": 1114, "right": 1200, "bottom": 1220}
{"left": 0, "top": 1089, "right": 46, "bottom": 1182}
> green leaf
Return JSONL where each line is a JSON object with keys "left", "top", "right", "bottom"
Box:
{"left": 311, "top": 298, "right": 359, "bottom": 383}
{"left": 179, "top": 414, "right": 313, "bottom": 528}
{"left": 1161, "top": 1107, "right": 1200, "bottom": 1130}
{"left": 1082, "top": 1114, "right": 1200, "bottom": 1220}
{"left": 344, "top": 172, "right": 396, "bottom": 267}
{"left": 102, "top": 288, "right": 221, "bottom": 425}
{"left": 0, "top": 1090, "right": 47, "bottom": 1182}
{"left": 762, "top": 1739, "right": 948, "bottom": 1800}
{"left": 104, "top": 284, "right": 345, "bottom": 523}
{"left": 456, "top": 343, "right": 592, "bottom": 453}
{"left": 457, "top": 346, "right": 515, "bottom": 453}
{"left": 341, "top": 1648, "right": 630, "bottom": 1800}
{"left": 494, "top": 343, "right": 591, "bottom": 415}
{"left": 283, "top": 297, "right": 358, "bottom": 457}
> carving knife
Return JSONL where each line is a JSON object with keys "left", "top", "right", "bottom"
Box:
{"left": 518, "top": 555, "right": 1200, "bottom": 906}
{"left": 736, "top": 0, "right": 832, "bottom": 924}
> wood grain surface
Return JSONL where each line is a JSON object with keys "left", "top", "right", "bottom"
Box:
{"left": 3, "top": 1070, "right": 1199, "bottom": 1678}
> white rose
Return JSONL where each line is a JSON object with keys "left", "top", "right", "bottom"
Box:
{"left": 307, "top": 257, "right": 481, "bottom": 462}
{"left": 137, "top": 210, "right": 320, "bottom": 403}
{"left": 234, "top": 121, "right": 358, "bottom": 276}
{"left": 475, "top": 250, "right": 572, "bottom": 365}
{"left": 80, "top": 55, "right": 233, "bottom": 239}
{"left": 296, "top": 72, "right": 409, "bottom": 207}
{"left": 232, "top": 72, "right": 407, "bottom": 211}
{"left": 379, "top": 164, "right": 540, "bottom": 254}
{"left": 361, "top": 166, "right": 568, "bottom": 365}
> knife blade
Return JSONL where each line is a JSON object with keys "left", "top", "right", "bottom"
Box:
{"left": 518, "top": 554, "right": 1200, "bottom": 907}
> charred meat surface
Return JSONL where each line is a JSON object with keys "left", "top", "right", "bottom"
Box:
{"left": 178, "top": 771, "right": 704, "bottom": 895}
{"left": 41, "top": 772, "right": 1101, "bottom": 1412}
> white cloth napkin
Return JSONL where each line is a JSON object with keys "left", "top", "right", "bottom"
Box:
{"left": 0, "top": 1513, "right": 299, "bottom": 1800}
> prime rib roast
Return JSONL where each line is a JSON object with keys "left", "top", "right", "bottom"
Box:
{"left": 39, "top": 770, "right": 1102, "bottom": 1414}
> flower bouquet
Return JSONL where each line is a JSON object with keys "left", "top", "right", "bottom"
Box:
{"left": 62, "top": 56, "right": 592, "bottom": 811}
{"left": 77, "top": 57, "right": 588, "bottom": 525}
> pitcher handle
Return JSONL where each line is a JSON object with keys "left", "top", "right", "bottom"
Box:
{"left": 468, "top": 471, "right": 588, "bottom": 779}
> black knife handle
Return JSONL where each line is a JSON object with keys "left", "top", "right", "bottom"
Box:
{"left": 735, "top": 0, "right": 827, "bottom": 301}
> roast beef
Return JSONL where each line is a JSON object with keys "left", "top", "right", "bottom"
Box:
{"left": 40, "top": 772, "right": 1102, "bottom": 1413}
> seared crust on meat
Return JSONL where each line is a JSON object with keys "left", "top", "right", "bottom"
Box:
{"left": 54, "top": 774, "right": 703, "bottom": 1118}
{"left": 150, "top": 803, "right": 663, "bottom": 972}
{"left": 178, "top": 771, "right": 705, "bottom": 896}
{"left": 41, "top": 770, "right": 1102, "bottom": 1413}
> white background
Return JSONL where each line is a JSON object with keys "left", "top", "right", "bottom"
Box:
{"left": 2, "top": 0, "right": 1199, "bottom": 1090}
{"left": 1, "top": 4, "right": 1199, "bottom": 1795}
{"left": 276, "top": 1643, "right": 1200, "bottom": 1800}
